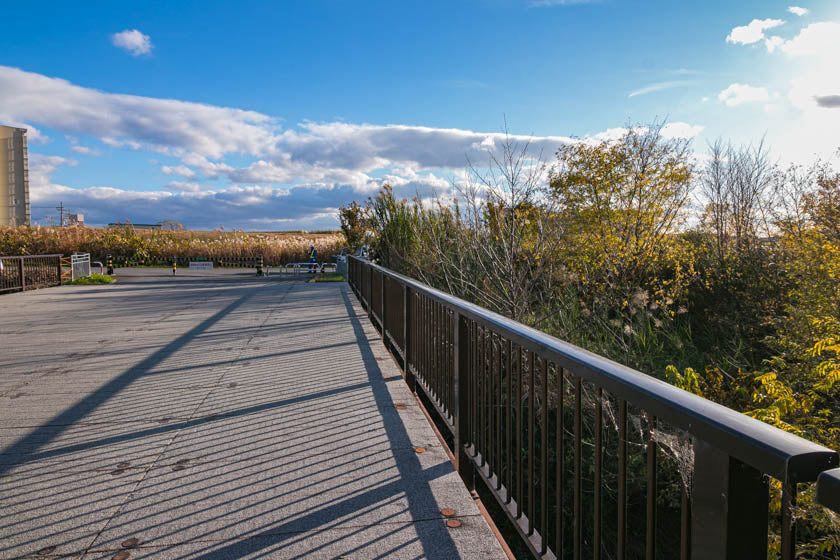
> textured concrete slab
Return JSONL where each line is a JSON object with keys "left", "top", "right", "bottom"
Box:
{"left": 0, "top": 269, "right": 506, "bottom": 559}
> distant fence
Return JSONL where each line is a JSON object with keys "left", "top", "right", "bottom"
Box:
{"left": 348, "top": 256, "right": 839, "bottom": 560}
{"left": 0, "top": 255, "right": 63, "bottom": 294}
{"left": 107, "top": 255, "right": 265, "bottom": 268}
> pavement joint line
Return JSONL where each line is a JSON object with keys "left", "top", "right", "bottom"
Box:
{"left": 78, "top": 278, "right": 290, "bottom": 559}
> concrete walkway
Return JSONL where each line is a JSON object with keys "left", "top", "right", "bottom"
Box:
{"left": 0, "top": 269, "right": 506, "bottom": 559}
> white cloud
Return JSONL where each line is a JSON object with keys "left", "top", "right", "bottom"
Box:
{"left": 764, "top": 35, "right": 785, "bottom": 52}
{"left": 0, "top": 65, "right": 278, "bottom": 159}
{"left": 28, "top": 154, "right": 78, "bottom": 193}
{"left": 726, "top": 18, "right": 785, "bottom": 45}
{"left": 628, "top": 80, "right": 695, "bottom": 98}
{"left": 10, "top": 65, "right": 707, "bottom": 227}
{"left": 164, "top": 181, "right": 202, "bottom": 192}
{"left": 102, "top": 137, "right": 142, "bottom": 150}
{"left": 111, "top": 29, "right": 153, "bottom": 56}
{"left": 776, "top": 21, "right": 840, "bottom": 56}
{"left": 787, "top": 6, "right": 809, "bottom": 17}
{"left": 70, "top": 145, "right": 101, "bottom": 156}
{"left": 661, "top": 122, "right": 705, "bottom": 139}
{"left": 27, "top": 164, "right": 447, "bottom": 230}
{"left": 718, "top": 83, "right": 771, "bottom": 106}
{"left": 161, "top": 164, "right": 196, "bottom": 178}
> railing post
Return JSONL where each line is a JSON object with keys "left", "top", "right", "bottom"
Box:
{"left": 381, "top": 273, "right": 386, "bottom": 334}
{"left": 453, "top": 312, "right": 474, "bottom": 490}
{"left": 18, "top": 258, "right": 25, "bottom": 292}
{"left": 403, "top": 285, "right": 416, "bottom": 393}
{"left": 691, "top": 440, "right": 769, "bottom": 559}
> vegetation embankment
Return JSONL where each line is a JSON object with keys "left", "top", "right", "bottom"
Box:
{"left": 70, "top": 273, "right": 115, "bottom": 285}
{"left": 309, "top": 272, "right": 345, "bottom": 283}
{"left": 0, "top": 227, "right": 344, "bottom": 266}
{"left": 341, "top": 123, "right": 840, "bottom": 558}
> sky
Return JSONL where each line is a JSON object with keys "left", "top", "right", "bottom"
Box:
{"left": 1, "top": 0, "right": 838, "bottom": 230}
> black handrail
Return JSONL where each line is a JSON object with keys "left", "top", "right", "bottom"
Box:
{"left": 0, "top": 254, "right": 63, "bottom": 294}
{"left": 817, "top": 468, "right": 840, "bottom": 515}
{"left": 348, "top": 256, "right": 838, "bottom": 560}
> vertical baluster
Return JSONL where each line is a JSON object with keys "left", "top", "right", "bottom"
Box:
{"left": 556, "top": 368, "right": 566, "bottom": 557}
{"left": 681, "top": 477, "right": 691, "bottom": 560}
{"left": 496, "top": 338, "right": 503, "bottom": 489}
{"left": 506, "top": 339, "right": 513, "bottom": 503}
{"left": 478, "top": 326, "right": 485, "bottom": 467}
{"left": 516, "top": 344, "right": 523, "bottom": 518}
{"left": 541, "top": 358, "right": 549, "bottom": 554}
{"left": 482, "top": 329, "right": 489, "bottom": 468}
{"left": 646, "top": 415, "right": 658, "bottom": 560}
{"left": 618, "top": 399, "right": 627, "bottom": 560}
{"left": 781, "top": 482, "right": 797, "bottom": 560}
{"left": 472, "top": 321, "right": 479, "bottom": 459}
{"left": 574, "top": 376, "right": 582, "bottom": 560}
{"left": 594, "top": 387, "right": 602, "bottom": 560}
{"left": 528, "top": 350, "right": 536, "bottom": 535}
{"left": 487, "top": 332, "right": 498, "bottom": 477}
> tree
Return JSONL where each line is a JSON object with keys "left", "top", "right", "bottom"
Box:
{"left": 549, "top": 122, "right": 695, "bottom": 312}
{"left": 338, "top": 200, "right": 371, "bottom": 252}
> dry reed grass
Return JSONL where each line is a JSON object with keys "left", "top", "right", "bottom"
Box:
{"left": 0, "top": 226, "right": 345, "bottom": 265}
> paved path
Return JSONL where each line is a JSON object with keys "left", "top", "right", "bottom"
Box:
{"left": 0, "top": 269, "right": 506, "bottom": 559}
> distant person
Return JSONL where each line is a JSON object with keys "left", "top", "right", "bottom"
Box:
{"left": 308, "top": 244, "right": 317, "bottom": 272}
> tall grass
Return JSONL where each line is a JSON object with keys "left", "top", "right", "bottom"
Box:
{"left": 0, "top": 226, "right": 344, "bottom": 265}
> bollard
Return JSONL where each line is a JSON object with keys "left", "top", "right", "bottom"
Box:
{"left": 256, "top": 256, "right": 264, "bottom": 276}
{"left": 106, "top": 255, "right": 114, "bottom": 276}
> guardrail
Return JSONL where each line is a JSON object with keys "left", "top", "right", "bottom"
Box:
{"left": 0, "top": 254, "right": 63, "bottom": 294}
{"left": 817, "top": 468, "right": 840, "bottom": 516}
{"left": 282, "top": 262, "right": 336, "bottom": 275}
{"left": 348, "top": 256, "right": 839, "bottom": 560}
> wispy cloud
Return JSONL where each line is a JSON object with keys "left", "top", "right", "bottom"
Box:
{"left": 628, "top": 80, "right": 695, "bottom": 98}
{"left": 70, "top": 145, "right": 101, "bottom": 156}
{"left": 787, "top": 6, "right": 809, "bottom": 17}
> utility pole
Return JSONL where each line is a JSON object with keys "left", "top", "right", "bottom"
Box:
{"left": 56, "top": 201, "right": 64, "bottom": 227}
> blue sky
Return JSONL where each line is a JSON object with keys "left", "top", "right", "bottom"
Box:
{"left": 1, "top": 0, "right": 838, "bottom": 229}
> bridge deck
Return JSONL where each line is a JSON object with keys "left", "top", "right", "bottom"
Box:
{"left": 0, "top": 269, "right": 506, "bottom": 559}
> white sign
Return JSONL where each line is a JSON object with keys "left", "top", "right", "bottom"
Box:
{"left": 189, "top": 261, "right": 214, "bottom": 270}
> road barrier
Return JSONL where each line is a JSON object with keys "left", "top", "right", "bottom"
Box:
{"left": 348, "top": 256, "right": 839, "bottom": 560}
{"left": 70, "top": 252, "right": 92, "bottom": 281}
{"left": 0, "top": 254, "right": 63, "bottom": 294}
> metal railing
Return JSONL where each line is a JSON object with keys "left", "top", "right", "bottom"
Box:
{"left": 0, "top": 254, "right": 62, "bottom": 294}
{"left": 817, "top": 468, "right": 840, "bottom": 516}
{"left": 348, "top": 256, "right": 839, "bottom": 560}
{"left": 282, "top": 262, "right": 336, "bottom": 275}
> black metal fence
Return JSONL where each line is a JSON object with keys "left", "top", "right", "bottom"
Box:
{"left": 0, "top": 255, "right": 62, "bottom": 294}
{"left": 817, "top": 469, "right": 840, "bottom": 516}
{"left": 348, "top": 256, "right": 839, "bottom": 560}
{"left": 106, "top": 255, "right": 265, "bottom": 268}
